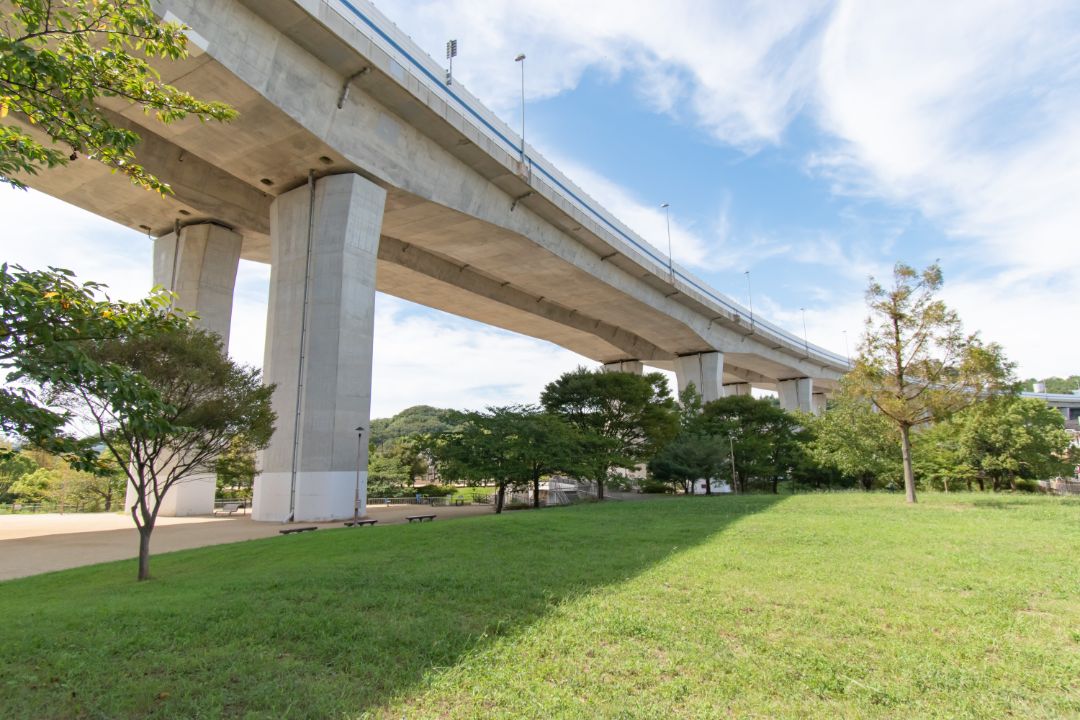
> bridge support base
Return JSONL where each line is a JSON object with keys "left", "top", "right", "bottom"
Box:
{"left": 724, "top": 382, "right": 752, "bottom": 397}
{"left": 778, "top": 378, "right": 814, "bottom": 413}
{"left": 602, "top": 360, "right": 643, "bottom": 374}
{"left": 126, "top": 222, "right": 242, "bottom": 517}
{"left": 674, "top": 352, "right": 724, "bottom": 403}
{"left": 253, "top": 173, "right": 385, "bottom": 522}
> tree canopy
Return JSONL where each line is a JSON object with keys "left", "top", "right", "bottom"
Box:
{"left": 541, "top": 368, "right": 678, "bottom": 499}
{"left": 1, "top": 0, "right": 236, "bottom": 193}
{"left": 0, "top": 264, "right": 188, "bottom": 469}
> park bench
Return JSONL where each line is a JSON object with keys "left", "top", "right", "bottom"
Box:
{"left": 405, "top": 514, "right": 436, "bottom": 523}
{"left": 343, "top": 519, "right": 378, "bottom": 527}
{"left": 278, "top": 526, "right": 318, "bottom": 535}
{"left": 215, "top": 502, "right": 241, "bottom": 516}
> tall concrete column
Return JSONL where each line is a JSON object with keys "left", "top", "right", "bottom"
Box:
{"left": 674, "top": 352, "right": 724, "bottom": 402}
{"left": 778, "top": 378, "right": 814, "bottom": 413}
{"left": 724, "top": 382, "right": 752, "bottom": 397}
{"left": 127, "top": 222, "right": 243, "bottom": 516}
{"left": 812, "top": 392, "right": 828, "bottom": 416}
{"left": 602, "top": 360, "right": 643, "bottom": 374}
{"left": 253, "top": 173, "right": 386, "bottom": 522}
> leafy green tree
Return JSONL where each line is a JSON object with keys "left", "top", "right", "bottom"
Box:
{"left": 0, "top": 447, "right": 37, "bottom": 501}
{"left": 8, "top": 465, "right": 54, "bottom": 503}
{"left": 502, "top": 407, "right": 579, "bottom": 508}
{"left": 942, "top": 396, "right": 1075, "bottom": 491}
{"left": 431, "top": 409, "right": 521, "bottom": 514}
{"left": 215, "top": 436, "right": 257, "bottom": 500}
{"left": 804, "top": 390, "right": 902, "bottom": 490}
{"left": 1, "top": 0, "right": 235, "bottom": 193}
{"left": 648, "top": 433, "right": 729, "bottom": 495}
{"left": 846, "top": 263, "right": 1013, "bottom": 503}
{"left": 696, "top": 395, "right": 807, "bottom": 494}
{"left": 45, "top": 325, "right": 275, "bottom": 580}
{"left": 541, "top": 368, "right": 678, "bottom": 500}
{"left": 0, "top": 265, "right": 187, "bottom": 469}
{"left": 367, "top": 441, "right": 415, "bottom": 497}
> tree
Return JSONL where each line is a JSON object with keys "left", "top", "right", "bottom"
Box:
{"left": 500, "top": 407, "right": 579, "bottom": 509}
{"left": 846, "top": 263, "right": 1013, "bottom": 503}
{"left": 696, "top": 395, "right": 807, "bottom": 494}
{"left": 648, "top": 433, "right": 729, "bottom": 495}
{"left": 939, "top": 396, "right": 1075, "bottom": 491}
{"left": 541, "top": 368, "right": 678, "bottom": 500}
{"left": 429, "top": 406, "right": 577, "bottom": 513}
{"left": 1, "top": 0, "right": 235, "bottom": 193}
{"left": 0, "top": 265, "right": 187, "bottom": 469}
{"left": 0, "top": 447, "right": 37, "bottom": 501}
{"left": 215, "top": 435, "right": 258, "bottom": 500}
{"left": 804, "top": 390, "right": 902, "bottom": 490}
{"left": 45, "top": 325, "right": 274, "bottom": 580}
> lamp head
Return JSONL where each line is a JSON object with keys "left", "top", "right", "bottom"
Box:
{"left": 515, "top": 53, "right": 526, "bottom": 62}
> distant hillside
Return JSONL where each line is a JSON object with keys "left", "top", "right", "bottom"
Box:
{"left": 369, "top": 405, "right": 459, "bottom": 447}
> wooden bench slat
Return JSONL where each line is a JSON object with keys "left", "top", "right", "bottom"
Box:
{"left": 279, "top": 526, "right": 318, "bottom": 535}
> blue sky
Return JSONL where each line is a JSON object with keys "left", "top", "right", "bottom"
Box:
{"left": 2, "top": 0, "right": 1078, "bottom": 417}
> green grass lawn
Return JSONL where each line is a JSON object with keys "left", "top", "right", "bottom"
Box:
{"left": 1, "top": 494, "right": 1077, "bottom": 719}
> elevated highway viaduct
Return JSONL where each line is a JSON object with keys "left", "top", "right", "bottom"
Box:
{"left": 12, "top": 0, "right": 849, "bottom": 521}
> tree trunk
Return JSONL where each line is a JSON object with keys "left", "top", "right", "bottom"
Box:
{"left": 900, "top": 424, "right": 917, "bottom": 504}
{"left": 495, "top": 484, "right": 505, "bottom": 514}
{"left": 137, "top": 526, "right": 152, "bottom": 581}
{"left": 704, "top": 477, "right": 712, "bottom": 496}
{"left": 771, "top": 477, "right": 778, "bottom": 494}
{"left": 533, "top": 475, "right": 541, "bottom": 508}
{"left": 597, "top": 478, "right": 605, "bottom": 501}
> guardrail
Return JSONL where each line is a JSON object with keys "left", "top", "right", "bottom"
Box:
{"left": 326, "top": 0, "right": 850, "bottom": 370}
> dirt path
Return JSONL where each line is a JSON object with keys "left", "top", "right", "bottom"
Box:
{"left": 0, "top": 503, "right": 495, "bottom": 582}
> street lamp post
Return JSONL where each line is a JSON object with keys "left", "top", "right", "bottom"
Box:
{"left": 842, "top": 329, "right": 850, "bottom": 365}
{"left": 800, "top": 308, "right": 809, "bottom": 357}
{"left": 515, "top": 53, "right": 526, "bottom": 160}
{"left": 661, "top": 202, "right": 673, "bottom": 280}
{"left": 353, "top": 425, "right": 366, "bottom": 527}
{"left": 744, "top": 270, "right": 754, "bottom": 332}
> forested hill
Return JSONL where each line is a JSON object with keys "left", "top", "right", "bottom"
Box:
{"left": 369, "top": 406, "right": 459, "bottom": 447}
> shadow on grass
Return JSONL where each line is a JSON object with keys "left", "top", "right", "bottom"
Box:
{"left": 0, "top": 495, "right": 783, "bottom": 719}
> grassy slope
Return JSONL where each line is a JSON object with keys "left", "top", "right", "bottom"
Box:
{"left": 0, "top": 494, "right": 1077, "bottom": 719}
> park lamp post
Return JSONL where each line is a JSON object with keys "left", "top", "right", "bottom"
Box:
{"left": 353, "top": 425, "right": 366, "bottom": 527}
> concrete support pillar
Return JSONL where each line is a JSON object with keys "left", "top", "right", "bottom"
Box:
{"left": 812, "top": 392, "right": 828, "bottom": 416}
{"left": 602, "top": 360, "right": 643, "bottom": 374}
{"left": 253, "top": 173, "right": 386, "bottom": 522}
{"left": 778, "top": 377, "right": 814, "bottom": 413}
{"left": 674, "top": 352, "right": 724, "bottom": 403}
{"left": 128, "top": 223, "right": 243, "bottom": 516}
{"left": 724, "top": 382, "right": 752, "bottom": 397}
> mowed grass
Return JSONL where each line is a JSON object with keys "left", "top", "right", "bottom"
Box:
{"left": 0, "top": 494, "right": 1077, "bottom": 719}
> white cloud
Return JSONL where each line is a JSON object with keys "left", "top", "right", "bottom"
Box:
{"left": 375, "top": 0, "right": 828, "bottom": 146}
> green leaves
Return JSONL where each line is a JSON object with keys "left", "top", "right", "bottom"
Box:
{"left": 1, "top": 0, "right": 237, "bottom": 193}
{"left": 0, "top": 264, "right": 190, "bottom": 468}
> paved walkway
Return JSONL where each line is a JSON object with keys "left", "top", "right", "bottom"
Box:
{"left": 0, "top": 503, "right": 494, "bottom": 582}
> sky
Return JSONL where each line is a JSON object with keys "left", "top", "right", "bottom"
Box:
{"left": 2, "top": 0, "right": 1078, "bottom": 418}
